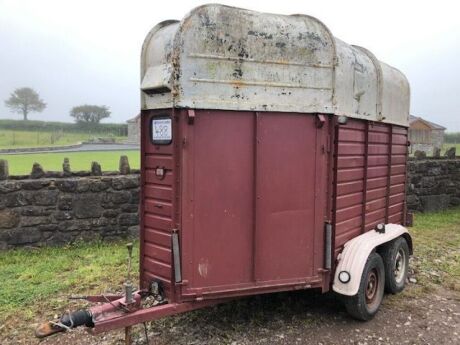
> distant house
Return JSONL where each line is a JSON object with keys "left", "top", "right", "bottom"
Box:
{"left": 127, "top": 114, "right": 140, "bottom": 144}
{"left": 409, "top": 115, "right": 446, "bottom": 153}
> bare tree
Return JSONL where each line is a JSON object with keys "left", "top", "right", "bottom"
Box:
{"left": 70, "top": 105, "right": 111, "bottom": 124}
{"left": 4, "top": 87, "right": 46, "bottom": 120}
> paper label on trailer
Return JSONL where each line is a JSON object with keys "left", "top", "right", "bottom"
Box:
{"left": 152, "top": 118, "right": 172, "bottom": 144}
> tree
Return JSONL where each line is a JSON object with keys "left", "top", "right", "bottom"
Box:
{"left": 4, "top": 87, "right": 46, "bottom": 120}
{"left": 70, "top": 105, "right": 111, "bottom": 124}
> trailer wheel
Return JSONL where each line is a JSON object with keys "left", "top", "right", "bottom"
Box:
{"left": 381, "top": 237, "right": 409, "bottom": 294}
{"left": 344, "top": 252, "right": 385, "bottom": 321}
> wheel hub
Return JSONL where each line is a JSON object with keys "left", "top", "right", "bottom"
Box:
{"left": 394, "top": 249, "right": 406, "bottom": 284}
{"left": 365, "top": 270, "right": 378, "bottom": 304}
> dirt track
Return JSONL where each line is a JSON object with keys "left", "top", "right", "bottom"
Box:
{"left": 6, "top": 284, "right": 459, "bottom": 345}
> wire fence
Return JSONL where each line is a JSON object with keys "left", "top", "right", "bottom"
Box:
{"left": 0, "top": 125, "right": 128, "bottom": 148}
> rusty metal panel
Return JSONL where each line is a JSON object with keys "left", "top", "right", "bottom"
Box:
{"left": 380, "top": 62, "right": 411, "bottom": 126}
{"left": 140, "top": 21, "right": 180, "bottom": 110}
{"left": 176, "top": 8, "right": 334, "bottom": 114}
{"left": 141, "top": 4, "right": 410, "bottom": 127}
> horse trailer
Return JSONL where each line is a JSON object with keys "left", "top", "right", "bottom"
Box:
{"left": 37, "top": 4, "right": 413, "bottom": 340}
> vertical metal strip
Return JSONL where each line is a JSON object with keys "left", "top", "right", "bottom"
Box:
{"left": 172, "top": 108, "right": 181, "bottom": 300}
{"left": 252, "top": 112, "right": 259, "bottom": 283}
{"left": 385, "top": 125, "right": 393, "bottom": 223}
{"left": 361, "top": 122, "right": 370, "bottom": 233}
{"left": 172, "top": 230, "right": 182, "bottom": 283}
{"left": 139, "top": 112, "right": 147, "bottom": 289}
{"left": 313, "top": 114, "right": 325, "bottom": 272}
{"left": 324, "top": 222, "right": 332, "bottom": 270}
{"left": 330, "top": 117, "right": 339, "bottom": 273}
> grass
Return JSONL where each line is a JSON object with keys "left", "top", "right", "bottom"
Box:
{"left": 0, "top": 129, "right": 126, "bottom": 149}
{"left": 409, "top": 208, "right": 460, "bottom": 291}
{"left": 0, "top": 150, "right": 140, "bottom": 175}
{"left": 0, "top": 241, "right": 139, "bottom": 328}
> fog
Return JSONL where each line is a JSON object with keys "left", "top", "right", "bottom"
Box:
{"left": 0, "top": 0, "right": 459, "bottom": 130}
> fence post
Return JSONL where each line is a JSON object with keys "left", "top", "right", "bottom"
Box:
{"left": 0, "top": 159, "right": 9, "bottom": 180}
{"left": 91, "top": 161, "right": 102, "bottom": 176}
{"left": 63, "top": 157, "right": 71, "bottom": 174}
{"left": 31, "top": 163, "right": 45, "bottom": 179}
{"left": 445, "top": 147, "right": 456, "bottom": 159}
{"left": 119, "top": 155, "right": 131, "bottom": 175}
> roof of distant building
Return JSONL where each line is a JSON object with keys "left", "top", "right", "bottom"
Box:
{"left": 127, "top": 113, "right": 140, "bottom": 123}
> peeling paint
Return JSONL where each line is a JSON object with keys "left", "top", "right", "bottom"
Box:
{"left": 198, "top": 258, "right": 209, "bottom": 278}
{"left": 141, "top": 4, "right": 410, "bottom": 127}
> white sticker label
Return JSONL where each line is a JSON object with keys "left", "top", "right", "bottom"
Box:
{"left": 152, "top": 118, "right": 172, "bottom": 142}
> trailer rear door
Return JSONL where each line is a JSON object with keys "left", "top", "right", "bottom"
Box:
{"left": 255, "top": 113, "right": 320, "bottom": 281}
{"left": 180, "top": 110, "right": 329, "bottom": 299}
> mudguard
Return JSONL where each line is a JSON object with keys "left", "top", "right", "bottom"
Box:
{"left": 332, "top": 224, "right": 411, "bottom": 296}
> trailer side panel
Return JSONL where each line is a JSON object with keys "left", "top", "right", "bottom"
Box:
{"left": 333, "top": 119, "right": 408, "bottom": 258}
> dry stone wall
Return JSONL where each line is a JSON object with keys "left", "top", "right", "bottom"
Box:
{"left": 0, "top": 155, "right": 459, "bottom": 249}
{"left": 407, "top": 158, "right": 460, "bottom": 212}
{"left": 0, "top": 172, "right": 140, "bottom": 249}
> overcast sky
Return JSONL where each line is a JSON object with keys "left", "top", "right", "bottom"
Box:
{"left": 1, "top": 0, "right": 459, "bottom": 130}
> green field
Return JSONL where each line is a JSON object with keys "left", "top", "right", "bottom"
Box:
{"left": 443, "top": 143, "right": 460, "bottom": 153}
{"left": 0, "top": 129, "right": 126, "bottom": 149}
{"left": 0, "top": 150, "right": 140, "bottom": 175}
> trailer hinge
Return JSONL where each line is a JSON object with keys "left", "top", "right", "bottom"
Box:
{"left": 316, "top": 114, "right": 326, "bottom": 128}
{"left": 176, "top": 279, "right": 188, "bottom": 286}
{"left": 172, "top": 229, "right": 182, "bottom": 283}
{"left": 187, "top": 109, "right": 195, "bottom": 124}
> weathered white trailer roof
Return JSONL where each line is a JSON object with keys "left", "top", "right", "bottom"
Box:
{"left": 141, "top": 4, "right": 410, "bottom": 126}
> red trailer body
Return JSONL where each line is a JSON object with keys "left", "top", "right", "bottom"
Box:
{"left": 140, "top": 109, "right": 331, "bottom": 302}
{"left": 36, "top": 4, "right": 413, "bottom": 339}
{"left": 139, "top": 110, "right": 408, "bottom": 303}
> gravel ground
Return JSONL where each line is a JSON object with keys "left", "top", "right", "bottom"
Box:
{"left": 5, "top": 284, "right": 459, "bottom": 345}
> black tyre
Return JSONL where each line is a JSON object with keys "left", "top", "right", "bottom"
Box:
{"left": 344, "top": 252, "right": 385, "bottom": 321}
{"left": 381, "top": 237, "right": 409, "bottom": 294}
